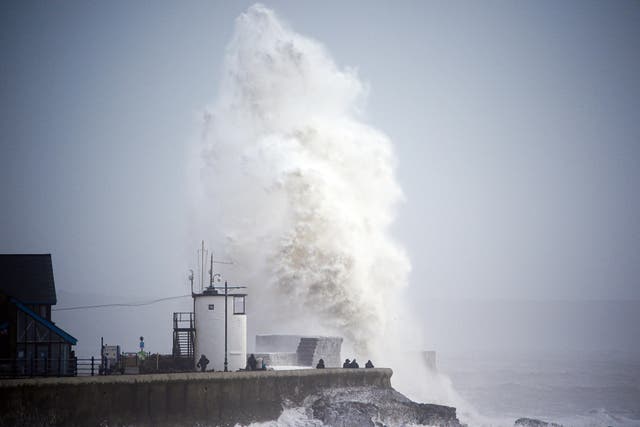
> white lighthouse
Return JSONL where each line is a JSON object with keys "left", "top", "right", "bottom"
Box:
{"left": 193, "top": 282, "right": 247, "bottom": 372}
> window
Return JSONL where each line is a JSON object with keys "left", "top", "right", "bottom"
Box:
{"left": 208, "top": 304, "right": 215, "bottom": 310}
{"left": 233, "top": 296, "right": 245, "bottom": 314}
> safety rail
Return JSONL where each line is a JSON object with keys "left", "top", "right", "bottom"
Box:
{"left": 0, "top": 357, "right": 78, "bottom": 379}
{"left": 75, "top": 357, "right": 101, "bottom": 376}
{"left": 173, "top": 311, "right": 195, "bottom": 329}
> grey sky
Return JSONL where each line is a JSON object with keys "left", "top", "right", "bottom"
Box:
{"left": 1, "top": 1, "right": 639, "bottom": 354}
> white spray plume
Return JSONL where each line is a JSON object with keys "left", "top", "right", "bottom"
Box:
{"left": 198, "top": 3, "right": 410, "bottom": 357}
{"left": 193, "top": 5, "right": 501, "bottom": 424}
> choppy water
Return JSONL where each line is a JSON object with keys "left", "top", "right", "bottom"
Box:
{"left": 438, "top": 351, "right": 640, "bottom": 427}
{"left": 234, "top": 352, "right": 640, "bottom": 427}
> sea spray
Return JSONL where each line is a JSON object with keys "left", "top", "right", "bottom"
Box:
{"left": 195, "top": 4, "right": 473, "bottom": 420}
{"left": 191, "top": 6, "right": 640, "bottom": 427}
{"left": 197, "top": 4, "right": 409, "bottom": 357}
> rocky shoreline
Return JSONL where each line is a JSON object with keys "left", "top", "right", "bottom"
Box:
{"left": 515, "top": 417, "right": 563, "bottom": 427}
{"left": 302, "top": 386, "right": 463, "bottom": 427}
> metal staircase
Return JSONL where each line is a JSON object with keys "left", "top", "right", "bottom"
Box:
{"left": 172, "top": 312, "right": 195, "bottom": 360}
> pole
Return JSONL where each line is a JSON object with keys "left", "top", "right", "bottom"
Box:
{"left": 101, "top": 336, "right": 104, "bottom": 375}
{"left": 190, "top": 269, "right": 196, "bottom": 368}
{"left": 209, "top": 254, "right": 213, "bottom": 287}
{"left": 201, "top": 240, "right": 204, "bottom": 292}
{"left": 224, "top": 280, "right": 228, "bottom": 372}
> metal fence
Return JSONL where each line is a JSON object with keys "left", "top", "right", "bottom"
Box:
{"left": 0, "top": 355, "right": 192, "bottom": 379}
{"left": 75, "top": 357, "right": 100, "bottom": 376}
{"left": 0, "top": 357, "right": 78, "bottom": 379}
{"left": 0, "top": 357, "right": 111, "bottom": 379}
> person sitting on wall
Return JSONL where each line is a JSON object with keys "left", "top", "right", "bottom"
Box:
{"left": 196, "top": 354, "right": 209, "bottom": 372}
{"left": 343, "top": 358, "right": 351, "bottom": 368}
{"left": 247, "top": 353, "right": 258, "bottom": 371}
{"left": 365, "top": 360, "right": 374, "bottom": 368}
{"left": 316, "top": 358, "right": 325, "bottom": 369}
{"left": 349, "top": 358, "right": 359, "bottom": 368}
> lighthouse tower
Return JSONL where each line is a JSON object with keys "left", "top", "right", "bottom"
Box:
{"left": 193, "top": 282, "right": 247, "bottom": 372}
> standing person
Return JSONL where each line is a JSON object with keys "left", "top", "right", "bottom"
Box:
{"left": 350, "top": 358, "right": 359, "bottom": 368}
{"left": 365, "top": 360, "right": 374, "bottom": 368}
{"left": 196, "top": 354, "right": 209, "bottom": 372}
{"left": 316, "top": 359, "right": 325, "bottom": 369}
{"left": 343, "top": 358, "right": 351, "bottom": 368}
{"left": 247, "top": 353, "right": 257, "bottom": 371}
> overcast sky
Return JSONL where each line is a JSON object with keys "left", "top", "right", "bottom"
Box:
{"left": 1, "top": 0, "right": 639, "bottom": 314}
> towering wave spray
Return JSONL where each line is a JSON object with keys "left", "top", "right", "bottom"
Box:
{"left": 194, "top": 7, "right": 620, "bottom": 427}
{"left": 196, "top": 5, "right": 477, "bottom": 421}
{"left": 198, "top": 4, "right": 410, "bottom": 357}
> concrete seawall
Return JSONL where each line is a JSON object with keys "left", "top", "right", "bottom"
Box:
{"left": 0, "top": 368, "right": 392, "bottom": 426}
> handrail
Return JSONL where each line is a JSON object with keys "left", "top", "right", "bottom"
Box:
{"left": 0, "top": 357, "right": 79, "bottom": 378}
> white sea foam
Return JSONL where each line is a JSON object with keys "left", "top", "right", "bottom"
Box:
{"left": 235, "top": 408, "right": 439, "bottom": 427}
{"left": 236, "top": 405, "right": 640, "bottom": 427}
{"left": 235, "top": 407, "right": 325, "bottom": 427}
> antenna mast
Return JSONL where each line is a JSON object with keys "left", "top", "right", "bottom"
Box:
{"left": 199, "top": 240, "right": 207, "bottom": 293}
{"left": 209, "top": 253, "right": 214, "bottom": 287}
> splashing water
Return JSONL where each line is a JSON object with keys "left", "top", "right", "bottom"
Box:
{"left": 194, "top": 4, "right": 486, "bottom": 425}
{"left": 198, "top": 4, "right": 409, "bottom": 357}
{"left": 192, "top": 6, "right": 640, "bottom": 427}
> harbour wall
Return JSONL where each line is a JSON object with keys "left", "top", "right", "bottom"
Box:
{"left": 0, "top": 368, "right": 392, "bottom": 427}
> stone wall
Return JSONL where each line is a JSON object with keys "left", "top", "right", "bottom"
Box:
{"left": 0, "top": 368, "right": 392, "bottom": 427}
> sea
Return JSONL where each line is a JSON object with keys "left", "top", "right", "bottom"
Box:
{"left": 439, "top": 350, "right": 640, "bottom": 427}
{"left": 239, "top": 350, "right": 640, "bottom": 427}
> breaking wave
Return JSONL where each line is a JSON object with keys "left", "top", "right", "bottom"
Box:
{"left": 197, "top": 4, "right": 410, "bottom": 358}
{"left": 191, "top": 5, "right": 640, "bottom": 427}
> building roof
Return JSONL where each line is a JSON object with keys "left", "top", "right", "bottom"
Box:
{"left": 0, "top": 254, "right": 57, "bottom": 305}
{"left": 11, "top": 298, "right": 77, "bottom": 345}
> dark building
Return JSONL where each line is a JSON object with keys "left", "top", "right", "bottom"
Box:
{"left": 0, "top": 254, "right": 77, "bottom": 377}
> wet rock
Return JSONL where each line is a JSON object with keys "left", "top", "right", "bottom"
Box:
{"left": 515, "top": 417, "right": 563, "bottom": 427}
{"left": 307, "top": 386, "right": 463, "bottom": 427}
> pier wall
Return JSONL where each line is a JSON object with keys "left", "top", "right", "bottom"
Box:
{"left": 0, "top": 368, "right": 392, "bottom": 427}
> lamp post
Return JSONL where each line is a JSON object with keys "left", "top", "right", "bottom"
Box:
{"left": 224, "top": 280, "right": 228, "bottom": 372}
